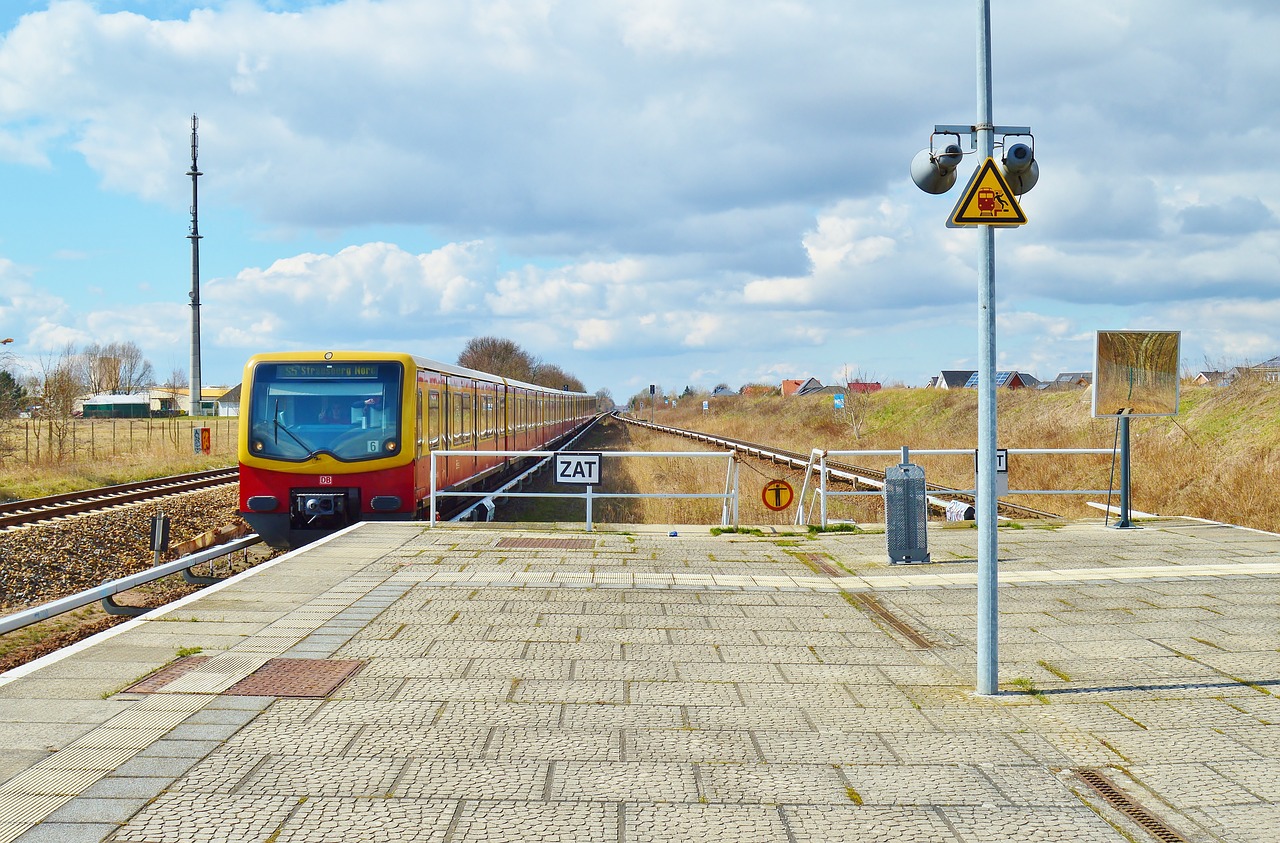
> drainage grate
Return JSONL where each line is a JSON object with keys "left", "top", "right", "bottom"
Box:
{"left": 123, "top": 655, "right": 209, "bottom": 693}
{"left": 223, "top": 659, "right": 365, "bottom": 698}
{"left": 1074, "top": 768, "right": 1190, "bottom": 843}
{"left": 848, "top": 593, "right": 935, "bottom": 649}
{"left": 496, "top": 537, "right": 595, "bottom": 550}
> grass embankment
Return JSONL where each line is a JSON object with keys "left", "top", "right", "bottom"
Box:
{"left": 0, "top": 418, "right": 237, "bottom": 501}
{"left": 647, "top": 379, "right": 1280, "bottom": 532}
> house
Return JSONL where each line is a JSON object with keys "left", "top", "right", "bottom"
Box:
{"left": 147, "top": 386, "right": 233, "bottom": 416}
{"left": 846, "top": 381, "right": 882, "bottom": 394}
{"left": 1253, "top": 356, "right": 1280, "bottom": 383}
{"left": 79, "top": 394, "right": 151, "bottom": 419}
{"left": 216, "top": 385, "right": 242, "bottom": 417}
{"left": 1038, "top": 372, "right": 1092, "bottom": 391}
{"left": 781, "top": 377, "right": 824, "bottom": 397}
{"left": 962, "top": 371, "right": 1038, "bottom": 389}
{"left": 1200, "top": 358, "right": 1280, "bottom": 386}
{"left": 710, "top": 385, "right": 735, "bottom": 397}
{"left": 739, "top": 384, "right": 776, "bottom": 396}
{"left": 926, "top": 370, "right": 976, "bottom": 390}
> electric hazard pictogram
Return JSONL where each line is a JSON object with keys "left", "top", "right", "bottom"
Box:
{"left": 948, "top": 157, "right": 1027, "bottom": 227}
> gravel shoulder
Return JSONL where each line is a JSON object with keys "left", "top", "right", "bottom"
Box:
{"left": 0, "top": 486, "right": 279, "bottom": 671}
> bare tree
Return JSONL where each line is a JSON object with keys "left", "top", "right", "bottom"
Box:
{"left": 530, "top": 363, "right": 584, "bottom": 393}
{"left": 838, "top": 365, "right": 880, "bottom": 440}
{"left": 36, "top": 345, "right": 87, "bottom": 462}
{"left": 0, "top": 345, "right": 24, "bottom": 463}
{"left": 80, "top": 341, "right": 157, "bottom": 394}
{"left": 457, "top": 336, "right": 536, "bottom": 382}
{"left": 157, "top": 367, "right": 188, "bottom": 417}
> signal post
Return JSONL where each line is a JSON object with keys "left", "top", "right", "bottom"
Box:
{"left": 909, "top": 0, "right": 1039, "bottom": 696}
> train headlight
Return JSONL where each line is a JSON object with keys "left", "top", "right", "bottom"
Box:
{"left": 252, "top": 439, "right": 265, "bottom": 452}
{"left": 384, "top": 439, "right": 398, "bottom": 453}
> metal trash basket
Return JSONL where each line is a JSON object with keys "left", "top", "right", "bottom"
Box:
{"left": 884, "top": 461, "right": 930, "bottom": 564}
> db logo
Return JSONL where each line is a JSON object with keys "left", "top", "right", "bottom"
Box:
{"left": 318, "top": 476, "right": 333, "bottom": 485}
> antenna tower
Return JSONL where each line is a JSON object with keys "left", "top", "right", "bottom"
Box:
{"left": 187, "top": 114, "right": 203, "bottom": 416}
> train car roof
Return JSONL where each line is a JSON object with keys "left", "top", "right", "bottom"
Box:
{"left": 243, "top": 350, "right": 592, "bottom": 397}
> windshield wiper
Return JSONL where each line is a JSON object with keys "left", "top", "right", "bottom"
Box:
{"left": 272, "top": 398, "right": 316, "bottom": 454}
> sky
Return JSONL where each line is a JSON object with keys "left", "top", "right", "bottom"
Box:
{"left": 0, "top": 0, "right": 1277, "bottom": 402}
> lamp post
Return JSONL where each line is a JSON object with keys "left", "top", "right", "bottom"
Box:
{"left": 910, "top": 0, "right": 1038, "bottom": 696}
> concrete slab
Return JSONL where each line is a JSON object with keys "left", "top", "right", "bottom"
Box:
{"left": 0, "top": 517, "right": 1276, "bottom": 841}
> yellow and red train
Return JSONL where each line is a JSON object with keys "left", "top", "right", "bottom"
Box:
{"left": 238, "top": 351, "right": 595, "bottom": 547}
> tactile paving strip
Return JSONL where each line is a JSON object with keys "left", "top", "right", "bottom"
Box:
{"left": 222, "top": 658, "right": 365, "bottom": 698}
{"left": 496, "top": 537, "right": 595, "bottom": 550}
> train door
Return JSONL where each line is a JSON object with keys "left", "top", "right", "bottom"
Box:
{"left": 419, "top": 385, "right": 442, "bottom": 508}
{"left": 499, "top": 387, "right": 510, "bottom": 461}
{"left": 415, "top": 388, "right": 424, "bottom": 460}
{"left": 428, "top": 389, "right": 441, "bottom": 451}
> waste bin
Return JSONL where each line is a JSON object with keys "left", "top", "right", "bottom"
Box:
{"left": 884, "top": 461, "right": 930, "bottom": 564}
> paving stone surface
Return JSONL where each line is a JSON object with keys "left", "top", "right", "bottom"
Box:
{"left": 0, "top": 517, "right": 1278, "bottom": 841}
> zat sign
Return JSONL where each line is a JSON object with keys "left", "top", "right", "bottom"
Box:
{"left": 556, "top": 452, "right": 602, "bottom": 485}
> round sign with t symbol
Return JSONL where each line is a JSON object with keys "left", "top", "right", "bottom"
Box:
{"left": 761, "top": 479, "right": 795, "bottom": 511}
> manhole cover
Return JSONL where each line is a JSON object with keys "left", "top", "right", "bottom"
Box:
{"left": 496, "top": 537, "right": 595, "bottom": 550}
{"left": 124, "top": 655, "right": 209, "bottom": 693}
{"left": 223, "top": 659, "right": 365, "bottom": 698}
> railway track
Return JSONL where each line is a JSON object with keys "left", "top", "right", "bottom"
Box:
{"left": 0, "top": 468, "right": 239, "bottom": 531}
{"left": 616, "top": 415, "right": 1061, "bottom": 520}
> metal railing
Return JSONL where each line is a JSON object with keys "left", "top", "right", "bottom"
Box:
{"left": 429, "top": 449, "right": 740, "bottom": 532}
{"left": 797, "top": 446, "right": 1115, "bottom": 527}
{"left": 0, "top": 535, "right": 262, "bottom": 636}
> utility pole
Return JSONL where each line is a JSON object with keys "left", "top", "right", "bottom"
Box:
{"left": 910, "top": 0, "right": 1038, "bottom": 695}
{"left": 187, "top": 114, "right": 203, "bottom": 417}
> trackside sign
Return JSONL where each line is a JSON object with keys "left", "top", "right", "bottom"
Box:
{"left": 556, "top": 452, "right": 602, "bottom": 485}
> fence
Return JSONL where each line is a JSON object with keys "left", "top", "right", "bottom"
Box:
{"left": 429, "top": 449, "right": 740, "bottom": 532}
{"left": 0, "top": 416, "right": 238, "bottom": 464}
{"left": 797, "top": 446, "right": 1116, "bottom": 528}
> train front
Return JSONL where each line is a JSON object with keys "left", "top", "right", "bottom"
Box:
{"left": 238, "top": 352, "right": 415, "bottom": 548}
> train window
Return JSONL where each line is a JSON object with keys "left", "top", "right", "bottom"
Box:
{"left": 428, "top": 390, "right": 440, "bottom": 448}
{"left": 246, "top": 360, "right": 402, "bottom": 462}
{"left": 482, "top": 394, "right": 494, "bottom": 439}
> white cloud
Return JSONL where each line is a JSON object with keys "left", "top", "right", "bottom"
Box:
{"left": 0, "top": 1, "right": 1278, "bottom": 395}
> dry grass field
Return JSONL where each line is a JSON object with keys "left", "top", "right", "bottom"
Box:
{"left": 0, "top": 417, "right": 238, "bottom": 500}
{"left": 641, "top": 378, "right": 1280, "bottom": 533}
{"left": 3, "top": 381, "right": 1277, "bottom": 534}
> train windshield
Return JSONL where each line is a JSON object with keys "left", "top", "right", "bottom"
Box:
{"left": 247, "top": 361, "right": 403, "bottom": 462}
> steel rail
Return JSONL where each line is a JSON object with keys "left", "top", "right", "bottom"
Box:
{"left": 448, "top": 414, "right": 606, "bottom": 523}
{"left": 0, "top": 468, "right": 238, "bottom": 531}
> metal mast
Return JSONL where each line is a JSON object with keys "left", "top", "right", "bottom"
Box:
{"left": 187, "top": 114, "right": 203, "bottom": 416}
{"left": 974, "top": 0, "right": 998, "bottom": 696}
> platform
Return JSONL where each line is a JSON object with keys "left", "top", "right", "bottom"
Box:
{"left": 1, "top": 517, "right": 1278, "bottom": 842}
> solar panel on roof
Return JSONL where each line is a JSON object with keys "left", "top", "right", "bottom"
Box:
{"left": 964, "top": 372, "right": 1018, "bottom": 388}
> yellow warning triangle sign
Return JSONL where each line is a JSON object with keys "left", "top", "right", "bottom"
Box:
{"left": 947, "top": 157, "right": 1027, "bottom": 227}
